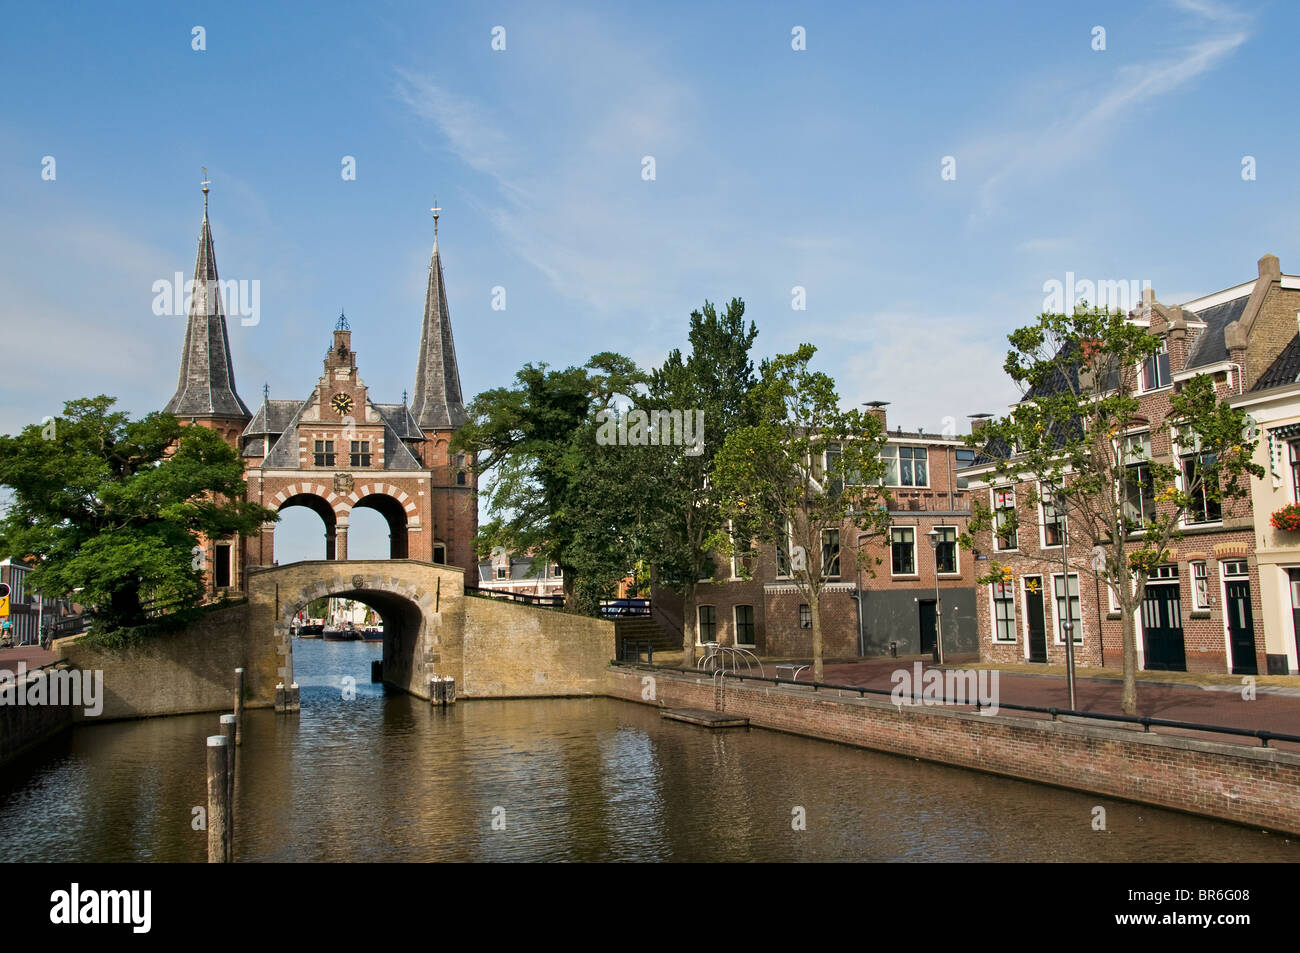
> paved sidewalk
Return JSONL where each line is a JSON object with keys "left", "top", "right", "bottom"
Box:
{"left": 811, "top": 656, "right": 1300, "bottom": 747}
{"left": 0, "top": 645, "right": 60, "bottom": 675}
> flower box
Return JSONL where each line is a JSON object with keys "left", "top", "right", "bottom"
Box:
{"left": 1270, "top": 503, "right": 1300, "bottom": 532}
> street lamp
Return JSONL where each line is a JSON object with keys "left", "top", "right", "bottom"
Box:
{"left": 1054, "top": 486, "right": 1078, "bottom": 710}
{"left": 926, "top": 525, "right": 945, "bottom": 665}
{"left": 855, "top": 532, "right": 871, "bottom": 657}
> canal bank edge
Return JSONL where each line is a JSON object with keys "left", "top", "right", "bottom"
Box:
{"left": 604, "top": 665, "right": 1300, "bottom": 838}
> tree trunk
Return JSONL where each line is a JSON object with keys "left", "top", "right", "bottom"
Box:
{"left": 1121, "top": 592, "right": 1138, "bottom": 715}
{"left": 109, "top": 584, "right": 144, "bottom": 628}
{"left": 809, "top": 589, "right": 823, "bottom": 682}
{"left": 681, "top": 582, "right": 697, "bottom": 667}
{"left": 562, "top": 572, "right": 576, "bottom": 612}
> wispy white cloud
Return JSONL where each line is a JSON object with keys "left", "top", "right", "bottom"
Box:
{"left": 965, "top": 1, "right": 1250, "bottom": 224}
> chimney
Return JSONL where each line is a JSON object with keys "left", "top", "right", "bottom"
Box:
{"left": 863, "top": 400, "right": 889, "bottom": 432}
{"left": 969, "top": 413, "right": 993, "bottom": 434}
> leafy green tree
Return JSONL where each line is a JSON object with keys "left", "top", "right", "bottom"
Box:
{"left": 713, "top": 344, "right": 892, "bottom": 681}
{"left": 452, "top": 354, "right": 646, "bottom": 610}
{"left": 964, "top": 307, "right": 1262, "bottom": 714}
{"left": 638, "top": 298, "right": 758, "bottom": 664}
{"left": 0, "top": 396, "right": 277, "bottom": 630}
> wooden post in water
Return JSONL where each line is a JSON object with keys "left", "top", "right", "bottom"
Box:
{"left": 206, "top": 735, "right": 230, "bottom": 863}
{"left": 275, "top": 682, "right": 286, "bottom": 712}
{"left": 234, "top": 667, "right": 244, "bottom": 745}
{"left": 219, "top": 713, "right": 236, "bottom": 861}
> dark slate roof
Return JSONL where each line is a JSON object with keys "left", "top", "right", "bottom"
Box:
{"left": 242, "top": 399, "right": 302, "bottom": 437}
{"left": 1185, "top": 295, "right": 1250, "bottom": 369}
{"left": 1251, "top": 335, "right": 1300, "bottom": 392}
{"left": 374, "top": 403, "right": 423, "bottom": 440}
{"left": 163, "top": 204, "right": 252, "bottom": 420}
{"left": 380, "top": 415, "right": 423, "bottom": 470}
{"left": 261, "top": 400, "right": 312, "bottom": 468}
{"left": 409, "top": 241, "right": 468, "bottom": 431}
{"left": 257, "top": 399, "right": 424, "bottom": 471}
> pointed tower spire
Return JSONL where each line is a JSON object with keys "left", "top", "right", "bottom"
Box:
{"left": 163, "top": 174, "right": 251, "bottom": 420}
{"left": 410, "top": 200, "right": 466, "bottom": 430}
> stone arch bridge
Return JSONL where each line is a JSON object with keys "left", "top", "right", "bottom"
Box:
{"left": 246, "top": 560, "right": 614, "bottom": 705}
{"left": 59, "top": 560, "right": 615, "bottom": 721}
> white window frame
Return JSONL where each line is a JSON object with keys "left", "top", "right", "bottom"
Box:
{"left": 1190, "top": 560, "right": 1210, "bottom": 610}
{"left": 733, "top": 604, "right": 756, "bottom": 647}
{"left": 880, "top": 445, "right": 930, "bottom": 488}
{"left": 992, "top": 487, "right": 1018, "bottom": 552}
{"left": 1175, "top": 428, "right": 1223, "bottom": 527}
{"left": 775, "top": 521, "right": 794, "bottom": 579}
{"left": 955, "top": 448, "right": 976, "bottom": 489}
{"left": 696, "top": 604, "right": 717, "bottom": 646}
{"left": 1051, "top": 572, "right": 1083, "bottom": 645}
{"left": 1038, "top": 481, "right": 1065, "bottom": 549}
{"left": 889, "top": 526, "right": 917, "bottom": 577}
{"left": 1138, "top": 338, "right": 1172, "bottom": 393}
{"left": 991, "top": 581, "right": 1017, "bottom": 643}
{"left": 934, "top": 525, "right": 960, "bottom": 576}
{"left": 820, "top": 528, "right": 841, "bottom": 579}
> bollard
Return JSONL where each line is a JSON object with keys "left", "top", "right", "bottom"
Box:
{"left": 234, "top": 668, "right": 245, "bottom": 745}
{"left": 429, "top": 676, "right": 443, "bottom": 705}
{"left": 219, "top": 713, "right": 236, "bottom": 861}
{"left": 444, "top": 676, "right": 456, "bottom": 706}
{"left": 371, "top": 659, "right": 383, "bottom": 683}
{"left": 206, "top": 735, "right": 230, "bottom": 863}
{"left": 288, "top": 682, "right": 300, "bottom": 712}
{"left": 275, "top": 682, "right": 286, "bottom": 712}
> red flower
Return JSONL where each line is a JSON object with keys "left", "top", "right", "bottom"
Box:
{"left": 1270, "top": 504, "right": 1300, "bottom": 532}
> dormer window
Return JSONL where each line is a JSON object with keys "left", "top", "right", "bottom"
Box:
{"left": 1141, "top": 340, "right": 1171, "bottom": 392}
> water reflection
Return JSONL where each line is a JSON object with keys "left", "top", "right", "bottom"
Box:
{"left": 0, "top": 639, "right": 1294, "bottom": 862}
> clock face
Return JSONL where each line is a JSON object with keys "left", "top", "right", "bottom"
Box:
{"left": 331, "top": 393, "right": 355, "bottom": 415}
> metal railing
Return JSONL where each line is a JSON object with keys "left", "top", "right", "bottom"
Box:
{"left": 610, "top": 660, "right": 1300, "bottom": 749}
{"left": 463, "top": 585, "right": 564, "bottom": 608}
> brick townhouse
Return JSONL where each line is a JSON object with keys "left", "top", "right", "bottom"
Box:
{"left": 1228, "top": 328, "right": 1300, "bottom": 674}
{"left": 962, "top": 254, "right": 1300, "bottom": 674}
{"left": 653, "top": 406, "right": 981, "bottom": 660}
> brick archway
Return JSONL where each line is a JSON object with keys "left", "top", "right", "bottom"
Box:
{"left": 247, "top": 560, "right": 466, "bottom": 702}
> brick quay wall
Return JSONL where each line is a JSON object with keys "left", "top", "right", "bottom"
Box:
{"left": 604, "top": 666, "right": 1300, "bottom": 837}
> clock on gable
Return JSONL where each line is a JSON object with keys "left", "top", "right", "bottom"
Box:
{"left": 331, "top": 392, "right": 355, "bottom": 415}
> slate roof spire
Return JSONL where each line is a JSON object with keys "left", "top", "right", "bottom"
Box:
{"left": 163, "top": 175, "right": 251, "bottom": 420}
{"left": 409, "top": 202, "right": 467, "bottom": 430}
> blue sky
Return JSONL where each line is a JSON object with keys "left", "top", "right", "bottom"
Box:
{"left": 1, "top": 0, "right": 1295, "bottom": 559}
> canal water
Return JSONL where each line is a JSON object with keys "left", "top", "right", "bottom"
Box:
{"left": 0, "top": 639, "right": 1295, "bottom": 862}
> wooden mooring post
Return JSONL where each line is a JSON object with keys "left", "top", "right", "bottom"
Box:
{"left": 206, "top": 735, "right": 230, "bottom": 863}
{"left": 234, "top": 667, "right": 244, "bottom": 745}
{"left": 219, "top": 713, "right": 236, "bottom": 861}
{"left": 429, "top": 675, "right": 456, "bottom": 707}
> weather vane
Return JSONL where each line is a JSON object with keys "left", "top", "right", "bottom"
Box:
{"left": 430, "top": 195, "right": 441, "bottom": 240}
{"left": 201, "top": 166, "right": 210, "bottom": 211}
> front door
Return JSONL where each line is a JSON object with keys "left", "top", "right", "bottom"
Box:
{"left": 1142, "top": 584, "right": 1186, "bottom": 671}
{"left": 919, "top": 600, "right": 937, "bottom": 657}
{"left": 1025, "top": 576, "right": 1047, "bottom": 663}
{"left": 1225, "top": 579, "right": 1257, "bottom": 675}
